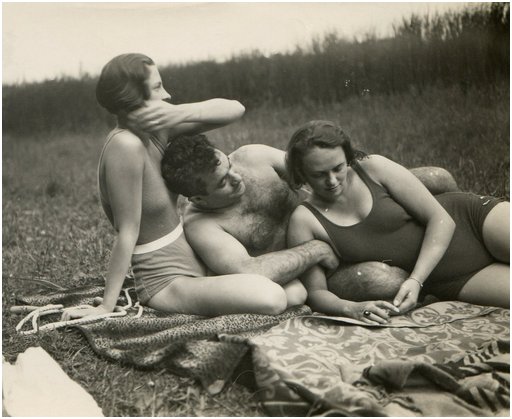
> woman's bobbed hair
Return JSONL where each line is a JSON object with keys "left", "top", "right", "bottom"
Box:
{"left": 285, "top": 120, "right": 367, "bottom": 189}
{"left": 96, "top": 53, "right": 154, "bottom": 115}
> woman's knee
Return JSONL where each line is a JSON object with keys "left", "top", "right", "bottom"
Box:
{"left": 285, "top": 280, "right": 307, "bottom": 307}
{"left": 250, "top": 275, "right": 288, "bottom": 315}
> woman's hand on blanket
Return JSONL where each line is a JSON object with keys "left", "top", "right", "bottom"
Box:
{"left": 61, "top": 305, "right": 112, "bottom": 321}
{"left": 392, "top": 279, "right": 421, "bottom": 313}
{"left": 349, "top": 300, "right": 399, "bottom": 325}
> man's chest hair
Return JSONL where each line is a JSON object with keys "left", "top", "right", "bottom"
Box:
{"left": 235, "top": 165, "right": 298, "bottom": 218}
{"left": 226, "top": 211, "right": 287, "bottom": 254}
{"left": 220, "top": 166, "right": 298, "bottom": 253}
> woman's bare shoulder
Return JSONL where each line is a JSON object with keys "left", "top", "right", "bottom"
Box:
{"left": 290, "top": 202, "right": 317, "bottom": 226}
{"left": 104, "top": 129, "right": 146, "bottom": 156}
{"left": 357, "top": 154, "right": 396, "bottom": 178}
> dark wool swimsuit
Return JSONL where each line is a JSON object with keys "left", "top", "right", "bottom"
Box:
{"left": 301, "top": 161, "right": 503, "bottom": 300}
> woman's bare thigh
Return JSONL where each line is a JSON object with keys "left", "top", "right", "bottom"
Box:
{"left": 147, "top": 274, "right": 287, "bottom": 316}
{"left": 457, "top": 263, "right": 509, "bottom": 308}
{"left": 482, "top": 201, "right": 510, "bottom": 262}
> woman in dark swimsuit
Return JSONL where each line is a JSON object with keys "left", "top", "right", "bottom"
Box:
{"left": 286, "top": 120, "right": 509, "bottom": 324}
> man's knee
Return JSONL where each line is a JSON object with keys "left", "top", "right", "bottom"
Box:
{"left": 410, "top": 166, "right": 459, "bottom": 195}
{"left": 327, "top": 262, "right": 408, "bottom": 301}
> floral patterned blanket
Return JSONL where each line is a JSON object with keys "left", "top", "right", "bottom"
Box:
{"left": 15, "top": 282, "right": 510, "bottom": 416}
{"left": 242, "top": 302, "right": 510, "bottom": 416}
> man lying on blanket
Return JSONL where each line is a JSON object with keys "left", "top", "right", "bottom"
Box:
{"left": 161, "top": 134, "right": 459, "bottom": 320}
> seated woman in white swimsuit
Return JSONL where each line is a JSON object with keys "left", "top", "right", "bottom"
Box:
{"left": 63, "top": 53, "right": 291, "bottom": 320}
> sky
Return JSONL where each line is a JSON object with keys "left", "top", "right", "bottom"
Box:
{"left": 3, "top": 2, "right": 469, "bottom": 85}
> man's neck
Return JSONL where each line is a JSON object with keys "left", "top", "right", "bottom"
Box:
{"left": 191, "top": 199, "right": 241, "bottom": 214}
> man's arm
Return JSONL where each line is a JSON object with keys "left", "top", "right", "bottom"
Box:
{"left": 185, "top": 220, "right": 338, "bottom": 285}
{"left": 232, "top": 144, "right": 288, "bottom": 177}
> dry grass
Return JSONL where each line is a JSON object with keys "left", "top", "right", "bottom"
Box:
{"left": 2, "top": 83, "right": 509, "bottom": 416}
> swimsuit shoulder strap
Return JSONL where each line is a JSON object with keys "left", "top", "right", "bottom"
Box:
{"left": 299, "top": 201, "right": 324, "bottom": 218}
{"left": 148, "top": 135, "right": 166, "bottom": 156}
{"left": 351, "top": 159, "right": 387, "bottom": 196}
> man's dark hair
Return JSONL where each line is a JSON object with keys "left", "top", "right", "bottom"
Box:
{"left": 161, "top": 134, "right": 220, "bottom": 197}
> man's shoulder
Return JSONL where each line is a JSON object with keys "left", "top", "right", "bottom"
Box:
{"left": 183, "top": 207, "right": 224, "bottom": 234}
{"left": 183, "top": 210, "right": 238, "bottom": 249}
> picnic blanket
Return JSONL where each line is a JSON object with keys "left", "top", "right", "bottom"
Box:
{"left": 14, "top": 281, "right": 510, "bottom": 416}
{"left": 243, "top": 302, "right": 510, "bottom": 416}
{"left": 13, "top": 279, "right": 310, "bottom": 394}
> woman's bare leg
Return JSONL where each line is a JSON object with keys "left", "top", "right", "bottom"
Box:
{"left": 457, "top": 263, "right": 509, "bottom": 308}
{"left": 147, "top": 273, "right": 288, "bottom": 316}
{"left": 482, "top": 201, "right": 509, "bottom": 262}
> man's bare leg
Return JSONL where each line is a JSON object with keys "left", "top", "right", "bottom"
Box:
{"left": 410, "top": 166, "right": 459, "bottom": 195}
{"left": 146, "top": 273, "right": 288, "bottom": 316}
{"left": 327, "top": 262, "right": 408, "bottom": 302}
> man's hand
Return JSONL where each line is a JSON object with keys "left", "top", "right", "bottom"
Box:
{"left": 126, "top": 100, "right": 179, "bottom": 132}
{"left": 393, "top": 278, "right": 422, "bottom": 313}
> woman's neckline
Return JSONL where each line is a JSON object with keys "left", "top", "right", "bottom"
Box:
{"left": 309, "top": 164, "right": 376, "bottom": 228}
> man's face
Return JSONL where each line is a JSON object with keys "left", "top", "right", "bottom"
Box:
{"left": 194, "top": 150, "right": 246, "bottom": 208}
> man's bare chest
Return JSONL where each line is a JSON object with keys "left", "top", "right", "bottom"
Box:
{"left": 221, "top": 211, "right": 288, "bottom": 255}
{"left": 219, "top": 167, "right": 300, "bottom": 254}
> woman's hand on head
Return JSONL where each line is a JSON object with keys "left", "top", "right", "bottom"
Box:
{"left": 348, "top": 300, "right": 399, "bottom": 325}
{"left": 60, "top": 304, "right": 113, "bottom": 322}
{"left": 126, "top": 100, "right": 179, "bottom": 132}
{"left": 392, "top": 278, "right": 422, "bottom": 313}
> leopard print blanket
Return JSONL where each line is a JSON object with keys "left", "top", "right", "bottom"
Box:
{"left": 14, "top": 278, "right": 311, "bottom": 394}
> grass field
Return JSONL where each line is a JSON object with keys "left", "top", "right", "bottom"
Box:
{"left": 2, "top": 82, "right": 509, "bottom": 416}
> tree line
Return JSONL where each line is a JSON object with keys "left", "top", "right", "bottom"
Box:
{"left": 3, "top": 2, "right": 509, "bottom": 135}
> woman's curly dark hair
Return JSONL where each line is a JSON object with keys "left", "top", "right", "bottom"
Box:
{"left": 285, "top": 120, "right": 367, "bottom": 189}
{"left": 161, "top": 135, "right": 220, "bottom": 197}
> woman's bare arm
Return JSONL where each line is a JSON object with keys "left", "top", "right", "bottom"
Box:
{"left": 361, "top": 155, "right": 456, "bottom": 312}
{"left": 287, "top": 206, "right": 397, "bottom": 323}
{"left": 62, "top": 132, "right": 144, "bottom": 319}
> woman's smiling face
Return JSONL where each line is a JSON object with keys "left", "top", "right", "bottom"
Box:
{"left": 302, "top": 146, "right": 348, "bottom": 201}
